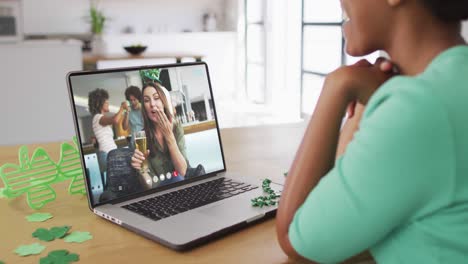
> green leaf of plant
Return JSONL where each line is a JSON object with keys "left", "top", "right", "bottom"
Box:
{"left": 14, "top": 242, "right": 46, "bottom": 256}
{"left": 26, "top": 212, "right": 53, "bottom": 222}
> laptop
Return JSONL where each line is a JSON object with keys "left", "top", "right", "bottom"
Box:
{"left": 66, "top": 62, "right": 283, "bottom": 250}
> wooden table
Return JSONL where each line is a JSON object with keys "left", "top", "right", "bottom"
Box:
{"left": 0, "top": 122, "right": 373, "bottom": 264}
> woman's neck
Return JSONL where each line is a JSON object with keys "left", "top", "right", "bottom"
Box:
{"left": 384, "top": 11, "right": 465, "bottom": 76}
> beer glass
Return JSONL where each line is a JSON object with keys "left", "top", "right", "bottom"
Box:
{"left": 134, "top": 131, "right": 148, "bottom": 174}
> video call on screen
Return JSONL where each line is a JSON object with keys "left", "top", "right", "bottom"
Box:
{"left": 69, "top": 64, "right": 224, "bottom": 205}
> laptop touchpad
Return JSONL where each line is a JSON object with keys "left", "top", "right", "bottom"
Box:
{"left": 197, "top": 195, "right": 268, "bottom": 224}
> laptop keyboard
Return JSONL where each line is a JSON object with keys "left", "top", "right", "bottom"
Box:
{"left": 122, "top": 177, "right": 258, "bottom": 221}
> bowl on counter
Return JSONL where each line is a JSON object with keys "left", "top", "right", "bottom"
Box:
{"left": 124, "top": 45, "right": 147, "bottom": 55}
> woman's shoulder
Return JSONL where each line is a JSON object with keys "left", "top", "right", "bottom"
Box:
{"left": 92, "top": 113, "right": 103, "bottom": 124}
{"left": 365, "top": 76, "right": 440, "bottom": 118}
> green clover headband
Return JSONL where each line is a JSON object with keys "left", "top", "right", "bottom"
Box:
{"left": 140, "top": 68, "right": 162, "bottom": 85}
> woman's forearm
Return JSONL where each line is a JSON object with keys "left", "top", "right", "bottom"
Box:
{"left": 336, "top": 103, "right": 365, "bottom": 159}
{"left": 122, "top": 111, "right": 129, "bottom": 131}
{"left": 112, "top": 108, "right": 124, "bottom": 125}
{"left": 276, "top": 76, "right": 350, "bottom": 258}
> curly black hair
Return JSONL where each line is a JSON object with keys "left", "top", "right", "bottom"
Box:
{"left": 88, "top": 88, "right": 109, "bottom": 115}
{"left": 124, "top": 86, "right": 142, "bottom": 101}
{"left": 423, "top": 0, "right": 468, "bottom": 22}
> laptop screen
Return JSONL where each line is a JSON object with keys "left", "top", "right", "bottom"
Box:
{"left": 68, "top": 63, "right": 225, "bottom": 206}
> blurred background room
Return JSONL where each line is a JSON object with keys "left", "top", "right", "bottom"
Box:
{"left": 1, "top": 0, "right": 467, "bottom": 145}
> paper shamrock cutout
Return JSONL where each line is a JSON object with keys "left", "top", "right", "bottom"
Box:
{"left": 33, "top": 226, "right": 71, "bottom": 242}
{"left": 64, "top": 231, "right": 93, "bottom": 243}
{"left": 40, "top": 250, "right": 79, "bottom": 264}
{"left": 14, "top": 242, "right": 46, "bottom": 256}
{"left": 0, "top": 137, "right": 86, "bottom": 209}
{"left": 26, "top": 212, "right": 53, "bottom": 222}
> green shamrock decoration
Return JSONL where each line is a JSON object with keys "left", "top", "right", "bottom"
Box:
{"left": 140, "top": 68, "right": 162, "bottom": 85}
{"left": 33, "top": 226, "right": 71, "bottom": 242}
{"left": 0, "top": 137, "right": 85, "bottom": 210}
{"left": 251, "top": 179, "right": 281, "bottom": 208}
{"left": 26, "top": 212, "right": 53, "bottom": 222}
{"left": 64, "top": 231, "right": 93, "bottom": 243}
{"left": 14, "top": 243, "right": 46, "bottom": 256}
{"left": 40, "top": 250, "right": 79, "bottom": 264}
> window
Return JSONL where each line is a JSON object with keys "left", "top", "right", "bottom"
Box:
{"left": 301, "top": 0, "right": 344, "bottom": 115}
{"left": 301, "top": 0, "right": 382, "bottom": 116}
{"left": 245, "top": 0, "right": 266, "bottom": 103}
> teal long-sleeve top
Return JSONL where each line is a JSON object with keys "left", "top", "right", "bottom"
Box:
{"left": 289, "top": 45, "right": 468, "bottom": 263}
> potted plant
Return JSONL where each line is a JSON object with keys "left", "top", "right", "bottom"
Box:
{"left": 88, "top": 0, "right": 107, "bottom": 54}
{"left": 90, "top": 5, "right": 106, "bottom": 35}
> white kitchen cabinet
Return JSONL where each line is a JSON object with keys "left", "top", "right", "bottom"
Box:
{"left": 0, "top": 40, "right": 82, "bottom": 145}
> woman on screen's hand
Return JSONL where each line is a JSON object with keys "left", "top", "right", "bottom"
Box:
{"left": 131, "top": 149, "right": 149, "bottom": 170}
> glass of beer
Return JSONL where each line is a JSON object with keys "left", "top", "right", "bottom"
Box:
{"left": 134, "top": 131, "right": 148, "bottom": 174}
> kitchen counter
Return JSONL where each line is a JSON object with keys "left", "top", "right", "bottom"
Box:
{"left": 183, "top": 120, "right": 217, "bottom": 134}
{"left": 83, "top": 52, "right": 204, "bottom": 70}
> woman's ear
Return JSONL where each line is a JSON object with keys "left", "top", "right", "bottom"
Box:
{"left": 387, "top": 0, "right": 402, "bottom": 7}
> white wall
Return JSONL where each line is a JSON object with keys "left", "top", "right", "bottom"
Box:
{"left": 0, "top": 40, "right": 82, "bottom": 145}
{"left": 22, "top": 0, "right": 236, "bottom": 35}
{"left": 99, "top": 32, "right": 237, "bottom": 106}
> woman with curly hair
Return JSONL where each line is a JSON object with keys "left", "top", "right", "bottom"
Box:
{"left": 277, "top": 0, "right": 468, "bottom": 263}
{"left": 88, "top": 88, "right": 127, "bottom": 173}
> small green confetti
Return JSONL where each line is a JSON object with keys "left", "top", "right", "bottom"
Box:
{"left": 14, "top": 243, "right": 46, "bottom": 256}
{"left": 0, "top": 260, "right": 4, "bottom": 264}
{"left": 263, "top": 179, "right": 272, "bottom": 184}
{"left": 40, "top": 250, "right": 79, "bottom": 264}
{"left": 284, "top": 171, "right": 288, "bottom": 177}
{"left": 0, "top": 188, "right": 5, "bottom": 198}
{"left": 33, "top": 226, "right": 71, "bottom": 242}
{"left": 252, "top": 178, "right": 281, "bottom": 208}
{"left": 64, "top": 231, "right": 93, "bottom": 243}
{"left": 26, "top": 213, "right": 53, "bottom": 222}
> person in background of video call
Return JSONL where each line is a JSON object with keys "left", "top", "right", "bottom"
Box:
{"left": 88, "top": 88, "right": 128, "bottom": 173}
{"left": 122, "top": 85, "right": 144, "bottom": 148}
{"left": 130, "top": 82, "right": 188, "bottom": 188}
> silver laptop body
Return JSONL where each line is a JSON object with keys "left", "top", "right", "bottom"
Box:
{"left": 66, "top": 62, "right": 283, "bottom": 250}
